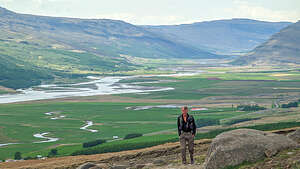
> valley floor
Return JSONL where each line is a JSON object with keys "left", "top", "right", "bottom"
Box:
{"left": 0, "top": 127, "right": 299, "bottom": 169}
{"left": 2, "top": 66, "right": 300, "bottom": 163}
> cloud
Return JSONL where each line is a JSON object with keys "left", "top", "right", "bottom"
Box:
{"left": 226, "top": 0, "right": 300, "bottom": 22}
{"left": 1, "top": 0, "right": 299, "bottom": 24}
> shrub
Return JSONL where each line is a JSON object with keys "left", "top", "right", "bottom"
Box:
{"left": 83, "top": 139, "right": 106, "bottom": 148}
{"left": 281, "top": 102, "right": 298, "bottom": 108}
{"left": 237, "top": 104, "right": 266, "bottom": 111}
{"left": 124, "top": 133, "right": 143, "bottom": 140}
{"left": 48, "top": 148, "right": 58, "bottom": 157}
{"left": 72, "top": 137, "right": 177, "bottom": 156}
{"left": 224, "top": 118, "right": 260, "bottom": 125}
{"left": 24, "top": 156, "right": 36, "bottom": 160}
{"left": 70, "top": 121, "right": 300, "bottom": 157}
{"left": 196, "top": 119, "right": 220, "bottom": 128}
{"left": 14, "top": 152, "right": 22, "bottom": 160}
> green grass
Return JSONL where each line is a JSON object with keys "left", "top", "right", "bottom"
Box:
{"left": 23, "top": 121, "right": 300, "bottom": 159}
{"left": 118, "top": 77, "right": 223, "bottom": 99}
{"left": 0, "top": 101, "right": 246, "bottom": 159}
{"left": 1, "top": 98, "right": 299, "bottom": 160}
{"left": 2, "top": 70, "right": 300, "bottom": 160}
{"left": 0, "top": 40, "right": 139, "bottom": 89}
{"left": 0, "top": 90, "right": 10, "bottom": 94}
{"left": 0, "top": 100, "right": 258, "bottom": 160}
{"left": 117, "top": 73, "right": 300, "bottom": 100}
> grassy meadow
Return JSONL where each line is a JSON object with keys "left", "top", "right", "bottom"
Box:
{"left": 0, "top": 102, "right": 243, "bottom": 159}
{"left": 1, "top": 68, "right": 300, "bottom": 160}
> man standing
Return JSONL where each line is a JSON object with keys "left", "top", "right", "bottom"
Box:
{"left": 177, "top": 106, "right": 196, "bottom": 164}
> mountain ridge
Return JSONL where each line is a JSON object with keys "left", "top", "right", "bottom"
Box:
{"left": 143, "top": 19, "right": 292, "bottom": 55}
{"left": 0, "top": 6, "right": 220, "bottom": 89}
{"left": 0, "top": 6, "right": 293, "bottom": 89}
{"left": 0, "top": 6, "right": 218, "bottom": 59}
{"left": 233, "top": 21, "right": 300, "bottom": 65}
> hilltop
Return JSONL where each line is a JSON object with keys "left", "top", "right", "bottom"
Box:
{"left": 0, "top": 6, "right": 214, "bottom": 59}
{"left": 0, "top": 6, "right": 292, "bottom": 89}
{"left": 233, "top": 21, "right": 300, "bottom": 66}
{"left": 143, "top": 19, "right": 291, "bottom": 55}
{"left": 0, "top": 6, "right": 220, "bottom": 89}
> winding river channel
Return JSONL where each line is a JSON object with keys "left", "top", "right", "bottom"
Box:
{"left": 0, "top": 72, "right": 202, "bottom": 147}
{"left": 0, "top": 72, "right": 201, "bottom": 104}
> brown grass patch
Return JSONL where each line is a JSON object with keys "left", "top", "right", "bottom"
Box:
{"left": 94, "top": 123, "right": 104, "bottom": 126}
{"left": 0, "top": 86, "right": 16, "bottom": 92}
{"left": 270, "top": 73, "right": 293, "bottom": 77}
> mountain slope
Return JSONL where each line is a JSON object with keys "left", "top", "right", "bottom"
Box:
{"left": 143, "top": 19, "right": 291, "bottom": 55}
{"left": 0, "top": 7, "right": 218, "bottom": 59}
{"left": 0, "top": 6, "right": 221, "bottom": 89}
{"left": 233, "top": 21, "right": 300, "bottom": 65}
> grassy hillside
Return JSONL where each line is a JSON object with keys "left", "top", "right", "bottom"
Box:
{"left": 0, "top": 6, "right": 219, "bottom": 59}
{"left": 0, "top": 6, "right": 224, "bottom": 89}
{"left": 143, "top": 19, "right": 291, "bottom": 55}
{"left": 233, "top": 21, "right": 300, "bottom": 66}
{"left": 0, "top": 39, "right": 137, "bottom": 89}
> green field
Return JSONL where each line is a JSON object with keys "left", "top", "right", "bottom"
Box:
{"left": 0, "top": 90, "right": 9, "bottom": 95}
{"left": 118, "top": 71, "right": 300, "bottom": 100}
{"left": 1, "top": 69, "right": 300, "bottom": 160}
{"left": 0, "top": 101, "right": 243, "bottom": 159}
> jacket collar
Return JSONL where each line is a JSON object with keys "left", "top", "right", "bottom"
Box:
{"left": 181, "top": 113, "right": 189, "bottom": 119}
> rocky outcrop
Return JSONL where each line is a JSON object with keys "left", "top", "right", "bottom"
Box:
{"left": 204, "top": 129, "right": 298, "bottom": 169}
{"left": 76, "top": 162, "right": 102, "bottom": 169}
{"left": 288, "top": 129, "right": 300, "bottom": 143}
{"left": 110, "top": 165, "right": 129, "bottom": 169}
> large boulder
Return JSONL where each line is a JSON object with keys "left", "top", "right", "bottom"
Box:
{"left": 287, "top": 128, "right": 300, "bottom": 143}
{"left": 204, "top": 129, "right": 298, "bottom": 169}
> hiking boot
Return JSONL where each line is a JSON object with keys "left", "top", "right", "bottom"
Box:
{"left": 182, "top": 161, "right": 187, "bottom": 165}
{"left": 190, "top": 154, "right": 194, "bottom": 164}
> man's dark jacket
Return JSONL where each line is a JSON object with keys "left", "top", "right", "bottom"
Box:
{"left": 177, "top": 113, "right": 196, "bottom": 136}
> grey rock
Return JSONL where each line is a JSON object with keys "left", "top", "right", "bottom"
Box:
{"left": 90, "top": 166, "right": 103, "bottom": 169}
{"left": 135, "top": 164, "right": 146, "bottom": 169}
{"left": 110, "top": 165, "right": 129, "bottom": 169}
{"left": 153, "top": 159, "right": 166, "bottom": 166}
{"left": 287, "top": 129, "right": 300, "bottom": 143}
{"left": 77, "top": 162, "right": 100, "bottom": 169}
{"left": 204, "top": 129, "right": 298, "bottom": 169}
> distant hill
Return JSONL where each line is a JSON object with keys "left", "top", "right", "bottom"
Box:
{"left": 143, "top": 19, "right": 291, "bottom": 55}
{"left": 0, "top": 7, "right": 218, "bottom": 59}
{"left": 0, "top": 6, "right": 293, "bottom": 89}
{"left": 0, "top": 6, "right": 220, "bottom": 89}
{"left": 233, "top": 21, "right": 300, "bottom": 65}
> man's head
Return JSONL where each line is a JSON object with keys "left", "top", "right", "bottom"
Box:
{"left": 181, "top": 106, "right": 188, "bottom": 115}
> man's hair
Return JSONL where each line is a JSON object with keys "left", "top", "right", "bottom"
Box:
{"left": 183, "top": 106, "right": 188, "bottom": 110}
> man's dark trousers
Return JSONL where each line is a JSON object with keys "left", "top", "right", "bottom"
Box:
{"left": 179, "top": 131, "right": 194, "bottom": 164}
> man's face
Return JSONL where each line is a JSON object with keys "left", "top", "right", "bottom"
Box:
{"left": 181, "top": 107, "right": 188, "bottom": 114}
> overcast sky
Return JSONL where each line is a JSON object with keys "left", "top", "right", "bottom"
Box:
{"left": 0, "top": 0, "right": 299, "bottom": 25}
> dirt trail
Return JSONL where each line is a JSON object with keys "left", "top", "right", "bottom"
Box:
{"left": 0, "top": 139, "right": 211, "bottom": 169}
{"left": 0, "top": 128, "right": 299, "bottom": 169}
